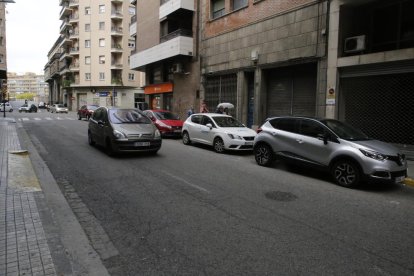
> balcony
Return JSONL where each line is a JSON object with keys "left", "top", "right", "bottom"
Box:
{"left": 111, "top": 10, "right": 123, "bottom": 20}
{"left": 111, "top": 63, "right": 123, "bottom": 70}
{"left": 130, "top": 35, "right": 193, "bottom": 70}
{"left": 159, "top": 0, "right": 194, "bottom": 19}
{"left": 59, "top": 4, "right": 72, "bottom": 20}
{"left": 69, "top": 14, "right": 79, "bottom": 23}
{"left": 69, "top": 0, "right": 79, "bottom": 7}
{"left": 70, "top": 47, "right": 79, "bottom": 55}
{"left": 130, "top": 21, "right": 137, "bottom": 37}
{"left": 69, "top": 63, "right": 80, "bottom": 71}
{"left": 111, "top": 27, "right": 123, "bottom": 36}
{"left": 112, "top": 0, "right": 123, "bottom": 3}
{"left": 111, "top": 45, "right": 123, "bottom": 53}
{"left": 69, "top": 30, "right": 79, "bottom": 39}
{"left": 60, "top": 19, "right": 71, "bottom": 34}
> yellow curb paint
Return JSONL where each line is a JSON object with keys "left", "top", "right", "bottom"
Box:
{"left": 8, "top": 151, "right": 41, "bottom": 192}
{"left": 403, "top": 177, "right": 414, "bottom": 188}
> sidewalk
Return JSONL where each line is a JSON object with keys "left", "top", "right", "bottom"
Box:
{"left": 0, "top": 117, "right": 109, "bottom": 276}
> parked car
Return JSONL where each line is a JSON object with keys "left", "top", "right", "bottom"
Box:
{"left": 77, "top": 105, "right": 99, "bottom": 120}
{"left": 38, "top": 102, "right": 46, "bottom": 109}
{"left": 18, "top": 104, "right": 37, "bottom": 113}
{"left": 253, "top": 116, "right": 408, "bottom": 188}
{"left": 50, "top": 104, "right": 68, "bottom": 113}
{"left": 142, "top": 109, "right": 183, "bottom": 137}
{"left": 182, "top": 113, "right": 256, "bottom": 153}
{"left": 0, "top": 102, "right": 13, "bottom": 112}
{"left": 88, "top": 107, "right": 162, "bottom": 156}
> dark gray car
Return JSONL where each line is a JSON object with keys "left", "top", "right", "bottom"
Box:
{"left": 253, "top": 116, "right": 407, "bottom": 188}
{"left": 88, "top": 107, "right": 162, "bottom": 156}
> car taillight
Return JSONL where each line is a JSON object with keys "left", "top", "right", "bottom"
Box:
{"left": 257, "top": 128, "right": 263, "bottom": 134}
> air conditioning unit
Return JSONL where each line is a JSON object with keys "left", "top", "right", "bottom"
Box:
{"left": 171, "top": 63, "right": 183, "bottom": 74}
{"left": 344, "top": 35, "right": 366, "bottom": 54}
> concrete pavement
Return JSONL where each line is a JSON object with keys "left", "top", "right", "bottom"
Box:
{"left": 0, "top": 115, "right": 413, "bottom": 275}
{"left": 0, "top": 117, "right": 109, "bottom": 276}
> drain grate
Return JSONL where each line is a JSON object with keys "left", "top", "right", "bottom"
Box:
{"left": 265, "top": 191, "right": 297, "bottom": 202}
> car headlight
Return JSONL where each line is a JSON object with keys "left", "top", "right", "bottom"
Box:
{"left": 360, "top": 149, "right": 388, "bottom": 161}
{"left": 113, "top": 130, "right": 127, "bottom": 140}
{"left": 228, "top": 134, "right": 243, "bottom": 140}
{"left": 158, "top": 121, "right": 172, "bottom": 129}
{"left": 154, "top": 129, "right": 161, "bottom": 138}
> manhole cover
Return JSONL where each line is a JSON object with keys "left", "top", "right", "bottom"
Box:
{"left": 265, "top": 191, "right": 297, "bottom": 202}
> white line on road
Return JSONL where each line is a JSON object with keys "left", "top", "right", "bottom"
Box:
{"left": 163, "top": 171, "right": 210, "bottom": 193}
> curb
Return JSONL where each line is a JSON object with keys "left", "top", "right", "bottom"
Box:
{"left": 403, "top": 177, "right": 414, "bottom": 188}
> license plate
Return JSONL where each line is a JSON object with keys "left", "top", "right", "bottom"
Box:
{"left": 174, "top": 130, "right": 181, "bottom": 133}
{"left": 395, "top": 176, "right": 405, "bottom": 183}
{"left": 134, "top": 142, "right": 150, "bottom": 147}
{"left": 245, "top": 141, "right": 253, "bottom": 146}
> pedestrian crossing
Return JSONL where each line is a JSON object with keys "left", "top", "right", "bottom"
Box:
{"left": 18, "top": 116, "right": 77, "bottom": 122}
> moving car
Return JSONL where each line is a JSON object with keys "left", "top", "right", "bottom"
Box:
{"left": 19, "top": 104, "right": 37, "bottom": 113}
{"left": 88, "top": 107, "right": 162, "bottom": 156}
{"left": 142, "top": 109, "right": 183, "bottom": 137}
{"left": 50, "top": 104, "right": 68, "bottom": 113}
{"left": 253, "top": 116, "right": 408, "bottom": 188}
{"left": 182, "top": 113, "right": 256, "bottom": 153}
{"left": 0, "top": 102, "right": 13, "bottom": 112}
{"left": 38, "top": 102, "right": 46, "bottom": 109}
{"left": 77, "top": 104, "right": 99, "bottom": 120}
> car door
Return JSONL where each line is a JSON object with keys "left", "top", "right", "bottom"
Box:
{"left": 187, "top": 115, "right": 203, "bottom": 142}
{"left": 199, "top": 116, "right": 216, "bottom": 145}
{"left": 295, "top": 118, "right": 338, "bottom": 166}
{"left": 89, "top": 108, "right": 106, "bottom": 146}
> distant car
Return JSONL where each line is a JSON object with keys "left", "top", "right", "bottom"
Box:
{"left": 38, "top": 102, "right": 46, "bottom": 109}
{"left": 0, "top": 102, "right": 13, "bottom": 112}
{"left": 182, "top": 113, "right": 257, "bottom": 153}
{"left": 19, "top": 104, "right": 37, "bottom": 113}
{"left": 88, "top": 107, "right": 162, "bottom": 156}
{"left": 77, "top": 104, "right": 99, "bottom": 120}
{"left": 253, "top": 116, "right": 408, "bottom": 188}
{"left": 142, "top": 109, "right": 183, "bottom": 137}
{"left": 50, "top": 104, "right": 68, "bottom": 113}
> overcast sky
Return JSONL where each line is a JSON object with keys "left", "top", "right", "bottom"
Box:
{"left": 6, "top": 0, "right": 61, "bottom": 75}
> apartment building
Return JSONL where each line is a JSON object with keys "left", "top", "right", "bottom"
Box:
{"left": 6, "top": 72, "right": 49, "bottom": 102}
{"left": 0, "top": 3, "right": 7, "bottom": 101}
{"left": 45, "top": 0, "right": 144, "bottom": 111}
{"left": 326, "top": 0, "right": 414, "bottom": 153}
{"left": 130, "top": 0, "right": 200, "bottom": 118}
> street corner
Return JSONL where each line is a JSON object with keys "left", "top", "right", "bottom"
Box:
{"left": 403, "top": 177, "right": 414, "bottom": 188}
{"left": 8, "top": 149, "right": 41, "bottom": 192}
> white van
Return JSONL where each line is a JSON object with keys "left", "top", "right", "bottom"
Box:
{"left": 0, "top": 102, "right": 13, "bottom": 112}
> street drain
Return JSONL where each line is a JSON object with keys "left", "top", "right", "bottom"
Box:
{"left": 265, "top": 191, "right": 297, "bottom": 202}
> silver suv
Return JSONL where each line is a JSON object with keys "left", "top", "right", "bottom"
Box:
{"left": 253, "top": 117, "right": 407, "bottom": 188}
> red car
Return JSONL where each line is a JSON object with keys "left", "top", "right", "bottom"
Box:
{"left": 77, "top": 105, "right": 99, "bottom": 120}
{"left": 143, "top": 109, "right": 183, "bottom": 137}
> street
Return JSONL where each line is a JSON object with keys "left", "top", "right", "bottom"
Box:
{"left": 10, "top": 111, "right": 414, "bottom": 275}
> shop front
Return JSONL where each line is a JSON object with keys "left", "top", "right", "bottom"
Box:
{"left": 144, "top": 83, "right": 173, "bottom": 110}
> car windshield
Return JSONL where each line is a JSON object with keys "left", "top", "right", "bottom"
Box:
{"left": 321, "top": 119, "right": 370, "bottom": 141}
{"left": 57, "top": 104, "right": 65, "bottom": 108}
{"left": 212, "top": 116, "right": 244, "bottom": 127}
{"left": 153, "top": 111, "right": 179, "bottom": 120}
{"left": 109, "top": 109, "right": 151, "bottom": 124}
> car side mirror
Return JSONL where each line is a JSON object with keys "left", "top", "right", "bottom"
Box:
{"left": 317, "top": 133, "right": 329, "bottom": 145}
{"left": 206, "top": 123, "right": 213, "bottom": 129}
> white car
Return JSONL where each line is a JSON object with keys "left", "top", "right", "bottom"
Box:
{"left": 182, "top": 113, "right": 256, "bottom": 153}
{"left": 0, "top": 102, "right": 13, "bottom": 112}
{"left": 50, "top": 104, "right": 68, "bottom": 113}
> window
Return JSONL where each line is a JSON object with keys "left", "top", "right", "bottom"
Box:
{"left": 0, "top": 54, "right": 3, "bottom": 63}
{"left": 270, "top": 118, "right": 299, "bottom": 133}
{"left": 99, "top": 22, "right": 105, "bottom": 30}
{"left": 99, "top": 39, "right": 105, "bottom": 47}
{"left": 85, "top": 7, "right": 91, "bottom": 15}
{"left": 85, "top": 40, "right": 91, "bottom": 48}
{"left": 99, "top": 56, "right": 105, "bottom": 64}
{"left": 128, "top": 73, "right": 135, "bottom": 81}
{"left": 85, "top": 56, "right": 91, "bottom": 64}
{"left": 211, "top": 0, "right": 225, "bottom": 19}
{"left": 129, "top": 7, "right": 135, "bottom": 15}
{"left": 99, "top": 73, "right": 105, "bottom": 80}
{"left": 99, "top": 5, "right": 105, "bottom": 13}
{"left": 299, "top": 120, "right": 326, "bottom": 138}
{"left": 232, "top": 0, "right": 248, "bottom": 10}
{"left": 85, "top": 23, "right": 91, "bottom": 32}
{"left": 85, "top": 73, "right": 91, "bottom": 81}
{"left": 128, "top": 40, "right": 135, "bottom": 48}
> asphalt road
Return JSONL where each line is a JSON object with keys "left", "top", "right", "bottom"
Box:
{"left": 13, "top": 111, "right": 414, "bottom": 275}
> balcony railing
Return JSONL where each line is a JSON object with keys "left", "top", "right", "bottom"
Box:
{"left": 160, "top": 28, "right": 192, "bottom": 43}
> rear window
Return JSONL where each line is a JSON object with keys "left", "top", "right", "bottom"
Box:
{"left": 269, "top": 118, "right": 298, "bottom": 133}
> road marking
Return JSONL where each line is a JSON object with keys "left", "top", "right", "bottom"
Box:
{"left": 22, "top": 118, "right": 29, "bottom": 121}
{"left": 163, "top": 171, "right": 210, "bottom": 193}
{"left": 34, "top": 117, "right": 41, "bottom": 120}
{"left": 45, "top": 117, "right": 53, "bottom": 120}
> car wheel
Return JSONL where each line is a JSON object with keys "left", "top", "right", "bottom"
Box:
{"left": 254, "top": 143, "right": 274, "bottom": 167}
{"left": 213, "top": 137, "right": 225, "bottom": 153}
{"left": 105, "top": 138, "right": 116, "bottom": 157}
{"left": 182, "top": 131, "right": 191, "bottom": 145}
{"left": 331, "top": 159, "right": 361, "bottom": 188}
{"left": 9, "top": 109, "right": 13, "bottom": 112}
{"left": 88, "top": 131, "right": 95, "bottom": 146}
